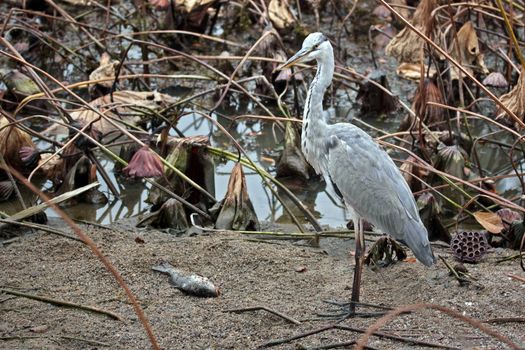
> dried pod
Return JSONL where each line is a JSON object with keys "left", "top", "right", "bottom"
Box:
{"left": 450, "top": 230, "right": 490, "bottom": 263}
{"left": 412, "top": 78, "right": 446, "bottom": 128}
{"left": 497, "top": 68, "right": 525, "bottom": 127}
{"left": 123, "top": 146, "right": 163, "bottom": 178}
{"left": 483, "top": 72, "right": 508, "bottom": 88}
{"left": 417, "top": 192, "right": 451, "bottom": 243}
{"left": 215, "top": 162, "right": 259, "bottom": 231}
{"left": 357, "top": 70, "right": 397, "bottom": 115}
{"left": 276, "top": 122, "right": 314, "bottom": 181}
{"left": 386, "top": 0, "right": 438, "bottom": 64}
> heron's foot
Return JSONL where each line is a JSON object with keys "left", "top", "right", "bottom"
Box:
{"left": 315, "top": 300, "right": 391, "bottom": 321}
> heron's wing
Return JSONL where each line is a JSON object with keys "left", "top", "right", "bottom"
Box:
{"left": 325, "top": 124, "right": 434, "bottom": 265}
{"left": 326, "top": 123, "right": 418, "bottom": 224}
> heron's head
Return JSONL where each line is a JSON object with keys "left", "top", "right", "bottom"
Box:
{"left": 279, "top": 32, "right": 331, "bottom": 69}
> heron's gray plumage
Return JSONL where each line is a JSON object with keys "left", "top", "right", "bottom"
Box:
{"left": 285, "top": 32, "right": 435, "bottom": 267}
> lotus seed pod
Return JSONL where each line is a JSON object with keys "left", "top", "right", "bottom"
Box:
{"left": 450, "top": 231, "right": 490, "bottom": 263}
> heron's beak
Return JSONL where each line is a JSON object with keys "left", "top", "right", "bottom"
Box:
{"left": 278, "top": 47, "right": 311, "bottom": 70}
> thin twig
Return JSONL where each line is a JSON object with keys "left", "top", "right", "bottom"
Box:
{"left": 438, "top": 255, "right": 469, "bottom": 284}
{"left": 355, "top": 303, "right": 523, "bottom": 350}
{"left": 485, "top": 317, "right": 525, "bottom": 324}
{"left": 303, "top": 340, "right": 376, "bottom": 350}
{"left": 0, "top": 219, "right": 82, "bottom": 242}
{"left": 335, "top": 325, "right": 461, "bottom": 349}
{"left": 507, "top": 274, "right": 525, "bottom": 283}
{"left": 0, "top": 335, "right": 110, "bottom": 346}
{"left": 496, "top": 252, "right": 525, "bottom": 263}
{"left": 224, "top": 306, "right": 301, "bottom": 325}
{"left": 0, "top": 288, "right": 122, "bottom": 321}
{"left": 260, "top": 324, "right": 335, "bottom": 348}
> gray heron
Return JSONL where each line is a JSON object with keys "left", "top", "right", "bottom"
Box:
{"left": 280, "top": 32, "right": 435, "bottom": 315}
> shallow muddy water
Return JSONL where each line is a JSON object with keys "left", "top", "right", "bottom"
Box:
{"left": 1, "top": 3, "right": 522, "bottom": 231}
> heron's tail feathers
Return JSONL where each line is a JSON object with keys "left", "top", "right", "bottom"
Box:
{"left": 403, "top": 221, "right": 436, "bottom": 267}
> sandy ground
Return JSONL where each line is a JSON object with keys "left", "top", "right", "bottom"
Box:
{"left": 1, "top": 219, "right": 525, "bottom": 350}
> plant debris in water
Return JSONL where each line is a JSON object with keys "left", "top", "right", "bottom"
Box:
{"left": 215, "top": 162, "right": 259, "bottom": 231}
{"left": 365, "top": 236, "right": 407, "bottom": 267}
{"left": 138, "top": 198, "right": 189, "bottom": 231}
{"left": 275, "top": 122, "right": 315, "bottom": 181}
{"left": 123, "top": 146, "right": 164, "bottom": 179}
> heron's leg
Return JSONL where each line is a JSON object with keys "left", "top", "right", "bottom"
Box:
{"left": 350, "top": 218, "right": 365, "bottom": 315}
{"left": 317, "top": 218, "right": 385, "bottom": 319}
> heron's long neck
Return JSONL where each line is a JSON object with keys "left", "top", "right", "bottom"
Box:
{"left": 303, "top": 49, "right": 334, "bottom": 137}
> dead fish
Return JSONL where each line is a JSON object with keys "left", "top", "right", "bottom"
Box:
{"left": 152, "top": 262, "right": 220, "bottom": 298}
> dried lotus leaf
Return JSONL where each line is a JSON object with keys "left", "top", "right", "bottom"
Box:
{"left": 386, "top": 27, "right": 423, "bottom": 64}
{"left": 497, "top": 68, "right": 525, "bottom": 127}
{"left": 215, "top": 163, "right": 259, "bottom": 231}
{"left": 276, "top": 122, "right": 314, "bottom": 181}
{"left": 268, "top": 0, "right": 295, "bottom": 29}
{"left": 450, "top": 21, "right": 489, "bottom": 80}
{"left": 0, "top": 117, "right": 35, "bottom": 172}
{"left": 0, "top": 180, "right": 14, "bottom": 202}
{"left": 473, "top": 211, "right": 504, "bottom": 234}
{"left": 386, "top": 0, "right": 437, "bottom": 64}
{"left": 44, "top": 91, "right": 177, "bottom": 135}
{"left": 89, "top": 52, "right": 119, "bottom": 88}
{"left": 412, "top": 78, "right": 446, "bottom": 128}
{"left": 176, "top": 0, "right": 215, "bottom": 13}
{"left": 138, "top": 198, "right": 189, "bottom": 230}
